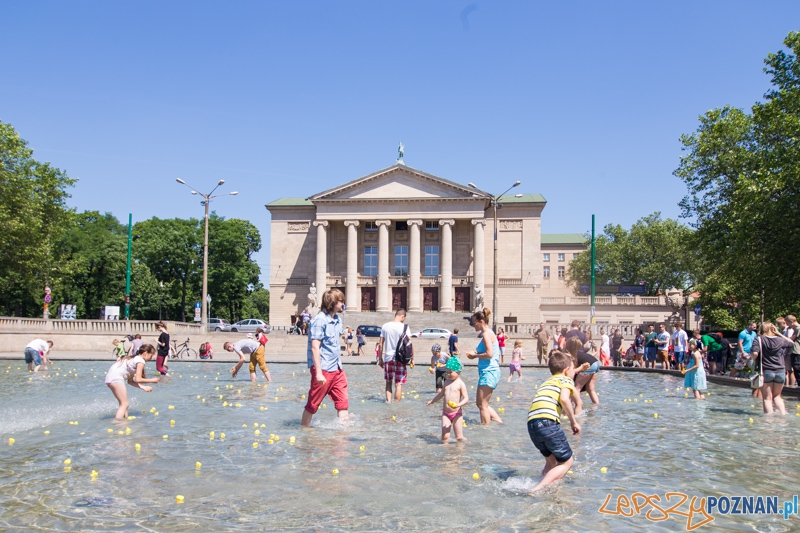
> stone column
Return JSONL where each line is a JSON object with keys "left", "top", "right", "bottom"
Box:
{"left": 344, "top": 220, "right": 360, "bottom": 311}
{"left": 407, "top": 220, "right": 422, "bottom": 312}
{"left": 472, "top": 219, "right": 486, "bottom": 310}
{"left": 376, "top": 220, "right": 391, "bottom": 312}
{"left": 439, "top": 219, "right": 455, "bottom": 312}
{"left": 313, "top": 220, "right": 328, "bottom": 298}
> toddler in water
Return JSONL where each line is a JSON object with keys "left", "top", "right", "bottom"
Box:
{"left": 425, "top": 356, "right": 469, "bottom": 443}
{"left": 430, "top": 343, "right": 450, "bottom": 392}
{"left": 105, "top": 343, "right": 160, "bottom": 419}
{"left": 508, "top": 339, "right": 524, "bottom": 382}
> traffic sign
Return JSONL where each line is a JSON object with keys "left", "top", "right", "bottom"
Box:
{"left": 694, "top": 304, "right": 701, "bottom": 318}
{"left": 44, "top": 294, "right": 51, "bottom": 304}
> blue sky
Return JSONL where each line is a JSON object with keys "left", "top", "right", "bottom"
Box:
{"left": 3, "top": 2, "right": 798, "bottom": 285}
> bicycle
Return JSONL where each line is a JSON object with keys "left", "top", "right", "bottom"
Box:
{"left": 170, "top": 338, "right": 197, "bottom": 359}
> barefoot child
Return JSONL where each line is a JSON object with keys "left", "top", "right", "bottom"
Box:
{"left": 527, "top": 351, "right": 581, "bottom": 493}
{"left": 105, "top": 343, "right": 159, "bottom": 419}
{"left": 508, "top": 339, "right": 524, "bottom": 382}
{"left": 425, "top": 356, "right": 468, "bottom": 443}
{"left": 112, "top": 339, "right": 126, "bottom": 360}
{"left": 682, "top": 341, "right": 707, "bottom": 400}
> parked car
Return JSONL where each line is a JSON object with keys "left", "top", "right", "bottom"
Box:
{"left": 411, "top": 327, "right": 452, "bottom": 339}
{"left": 357, "top": 325, "right": 382, "bottom": 338}
{"left": 230, "top": 319, "right": 270, "bottom": 334}
{"left": 207, "top": 318, "right": 231, "bottom": 332}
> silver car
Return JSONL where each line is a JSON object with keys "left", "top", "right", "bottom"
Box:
{"left": 230, "top": 319, "right": 270, "bottom": 334}
{"left": 410, "top": 328, "right": 452, "bottom": 339}
{"left": 207, "top": 318, "right": 231, "bottom": 332}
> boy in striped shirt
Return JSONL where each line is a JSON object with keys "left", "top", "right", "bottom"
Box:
{"left": 526, "top": 351, "right": 581, "bottom": 493}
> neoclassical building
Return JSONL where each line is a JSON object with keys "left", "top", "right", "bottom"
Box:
{"left": 266, "top": 163, "right": 546, "bottom": 326}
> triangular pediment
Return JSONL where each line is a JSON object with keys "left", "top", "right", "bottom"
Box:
{"left": 309, "top": 164, "right": 489, "bottom": 202}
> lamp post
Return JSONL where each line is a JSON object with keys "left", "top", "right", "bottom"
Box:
{"left": 175, "top": 178, "right": 237, "bottom": 328}
{"left": 468, "top": 181, "right": 522, "bottom": 331}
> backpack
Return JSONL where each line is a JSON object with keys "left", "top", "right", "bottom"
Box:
{"left": 395, "top": 324, "right": 414, "bottom": 365}
{"left": 199, "top": 343, "right": 208, "bottom": 355}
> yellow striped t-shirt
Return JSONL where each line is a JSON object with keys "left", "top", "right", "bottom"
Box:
{"left": 527, "top": 374, "right": 575, "bottom": 423}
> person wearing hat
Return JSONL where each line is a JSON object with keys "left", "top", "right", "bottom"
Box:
{"left": 429, "top": 343, "right": 450, "bottom": 393}
{"left": 425, "top": 356, "right": 468, "bottom": 443}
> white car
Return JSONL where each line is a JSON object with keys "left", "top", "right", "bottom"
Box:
{"left": 230, "top": 319, "right": 270, "bottom": 334}
{"left": 410, "top": 328, "right": 452, "bottom": 339}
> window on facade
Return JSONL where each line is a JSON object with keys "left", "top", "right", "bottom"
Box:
{"left": 394, "top": 245, "right": 408, "bottom": 276}
{"left": 425, "top": 221, "right": 439, "bottom": 231}
{"left": 425, "top": 245, "right": 439, "bottom": 275}
{"left": 395, "top": 221, "right": 408, "bottom": 231}
{"left": 558, "top": 266, "right": 565, "bottom": 278}
{"left": 543, "top": 253, "right": 550, "bottom": 262}
{"left": 365, "top": 222, "right": 378, "bottom": 232}
{"left": 573, "top": 253, "right": 579, "bottom": 260}
{"left": 557, "top": 253, "right": 565, "bottom": 262}
{"left": 543, "top": 266, "right": 550, "bottom": 278}
{"left": 364, "top": 246, "right": 377, "bottom": 276}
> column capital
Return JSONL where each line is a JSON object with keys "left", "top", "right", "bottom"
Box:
{"left": 438, "top": 219, "right": 455, "bottom": 227}
{"left": 471, "top": 218, "right": 486, "bottom": 226}
{"left": 343, "top": 220, "right": 360, "bottom": 227}
{"left": 375, "top": 220, "right": 392, "bottom": 227}
{"left": 312, "top": 220, "right": 329, "bottom": 228}
{"left": 407, "top": 219, "right": 423, "bottom": 227}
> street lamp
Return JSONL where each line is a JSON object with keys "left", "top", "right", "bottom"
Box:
{"left": 468, "top": 181, "right": 522, "bottom": 331}
{"left": 175, "top": 178, "right": 237, "bottom": 328}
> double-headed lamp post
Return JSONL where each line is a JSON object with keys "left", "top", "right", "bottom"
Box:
{"left": 176, "top": 178, "right": 237, "bottom": 328}
{"left": 468, "top": 181, "right": 522, "bottom": 331}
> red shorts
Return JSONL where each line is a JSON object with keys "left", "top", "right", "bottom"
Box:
{"left": 383, "top": 360, "right": 408, "bottom": 384}
{"left": 304, "top": 367, "right": 349, "bottom": 414}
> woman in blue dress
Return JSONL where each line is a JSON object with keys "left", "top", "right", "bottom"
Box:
{"left": 466, "top": 308, "right": 503, "bottom": 424}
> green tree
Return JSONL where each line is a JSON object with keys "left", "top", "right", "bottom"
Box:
{"left": 566, "top": 213, "right": 696, "bottom": 296}
{"left": 207, "top": 214, "right": 262, "bottom": 321}
{"left": 132, "top": 217, "right": 202, "bottom": 322}
{"left": 0, "top": 121, "right": 76, "bottom": 316}
{"left": 675, "top": 31, "right": 800, "bottom": 324}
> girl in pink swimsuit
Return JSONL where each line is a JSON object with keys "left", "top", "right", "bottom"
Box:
{"left": 425, "top": 356, "right": 469, "bottom": 443}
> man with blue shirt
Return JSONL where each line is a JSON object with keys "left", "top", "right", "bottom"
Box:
{"left": 731, "top": 322, "right": 758, "bottom": 378}
{"left": 671, "top": 322, "right": 689, "bottom": 371}
{"left": 301, "top": 288, "right": 349, "bottom": 427}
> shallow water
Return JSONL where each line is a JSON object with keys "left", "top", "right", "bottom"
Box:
{"left": 1, "top": 361, "right": 799, "bottom": 532}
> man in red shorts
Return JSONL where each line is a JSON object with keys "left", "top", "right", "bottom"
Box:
{"left": 378, "top": 309, "right": 414, "bottom": 403}
{"left": 301, "top": 288, "right": 349, "bottom": 427}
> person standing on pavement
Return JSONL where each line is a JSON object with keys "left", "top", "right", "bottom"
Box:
{"left": 448, "top": 328, "right": 460, "bottom": 356}
{"left": 301, "top": 288, "right": 348, "bottom": 427}
{"left": 379, "top": 309, "right": 413, "bottom": 403}
{"left": 644, "top": 324, "right": 657, "bottom": 369}
{"left": 671, "top": 322, "right": 689, "bottom": 371}
{"left": 656, "top": 324, "right": 670, "bottom": 370}
{"left": 535, "top": 323, "right": 551, "bottom": 364}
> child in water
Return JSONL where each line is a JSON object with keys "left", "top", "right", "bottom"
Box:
{"left": 682, "top": 342, "right": 707, "bottom": 400}
{"left": 526, "top": 351, "right": 581, "bottom": 493}
{"left": 425, "top": 356, "right": 469, "bottom": 443}
{"left": 508, "top": 339, "right": 524, "bottom": 382}
{"left": 104, "top": 343, "right": 160, "bottom": 419}
{"left": 430, "top": 343, "right": 450, "bottom": 393}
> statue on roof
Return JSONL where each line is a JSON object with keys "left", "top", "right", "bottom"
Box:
{"left": 397, "top": 142, "right": 405, "bottom": 165}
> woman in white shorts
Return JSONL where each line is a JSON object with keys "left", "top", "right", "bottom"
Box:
{"left": 105, "top": 343, "right": 159, "bottom": 419}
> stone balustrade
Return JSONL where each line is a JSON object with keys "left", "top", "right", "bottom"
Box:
{"left": 0, "top": 317, "right": 203, "bottom": 335}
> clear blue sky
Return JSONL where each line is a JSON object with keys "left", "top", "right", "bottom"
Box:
{"left": 3, "top": 2, "right": 798, "bottom": 285}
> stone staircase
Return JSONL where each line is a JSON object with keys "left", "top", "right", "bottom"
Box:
{"left": 340, "top": 311, "right": 473, "bottom": 333}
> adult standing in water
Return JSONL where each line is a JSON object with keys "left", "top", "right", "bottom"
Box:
{"left": 466, "top": 308, "right": 503, "bottom": 424}
{"left": 155, "top": 321, "right": 170, "bottom": 376}
{"left": 301, "top": 288, "right": 349, "bottom": 427}
{"left": 24, "top": 339, "right": 53, "bottom": 372}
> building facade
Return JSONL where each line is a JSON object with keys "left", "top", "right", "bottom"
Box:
{"left": 266, "top": 163, "right": 545, "bottom": 326}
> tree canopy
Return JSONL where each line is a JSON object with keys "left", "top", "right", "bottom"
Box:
{"left": 566, "top": 213, "right": 696, "bottom": 297}
{"left": 674, "top": 31, "right": 800, "bottom": 325}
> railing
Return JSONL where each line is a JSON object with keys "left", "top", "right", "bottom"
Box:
{"left": 0, "top": 318, "right": 204, "bottom": 335}
{"left": 453, "top": 276, "right": 474, "bottom": 286}
{"left": 358, "top": 276, "right": 377, "bottom": 285}
{"left": 421, "top": 276, "right": 439, "bottom": 286}
{"left": 617, "top": 296, "right": 636, "bottom": 305}
{"left": 500, "top": 322, "right": 650, "bottom": 339}
{"left": 538, "top": 295, "right": 667, "bottom": 306}
{"left": 498, "top": 278, "right": 523, "bottom": 286}
{"left": 541, "top": 297, "right": 565, "bottom": 304}
{"left": 641, "top": 297, "right": 660, "bottom": 305}
{"left": 286, "top": 277, "right": 309, "bottom": 286}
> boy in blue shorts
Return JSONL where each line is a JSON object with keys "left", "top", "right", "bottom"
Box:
{"left": 526, "top": 351, "right": 581, "bottom": 493}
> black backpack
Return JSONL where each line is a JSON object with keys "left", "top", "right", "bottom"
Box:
{"left": 395, "top": 324, "right": 414, "bottom": 365}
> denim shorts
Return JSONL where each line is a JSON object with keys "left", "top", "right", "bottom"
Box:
{"left": 763, "top": 371, "right": 785, "bottom": 384}
{"left": 527, "top": 418, "right": 573, "bottom": 463}
{"left": 644, "top": 347, "right": 657, "bottom": 361}
{"left": 24, "top": 347, "right": 41, "bottom": 366}
{"left": 673, "top": 351, "right": 686, "bottom": 364}
{"left": 582, "top": 361, "right": 600, "bottom": 375}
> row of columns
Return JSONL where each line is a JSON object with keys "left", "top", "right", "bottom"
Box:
{"left": 314, "top": 218, "right": 486, "bottom": 312}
